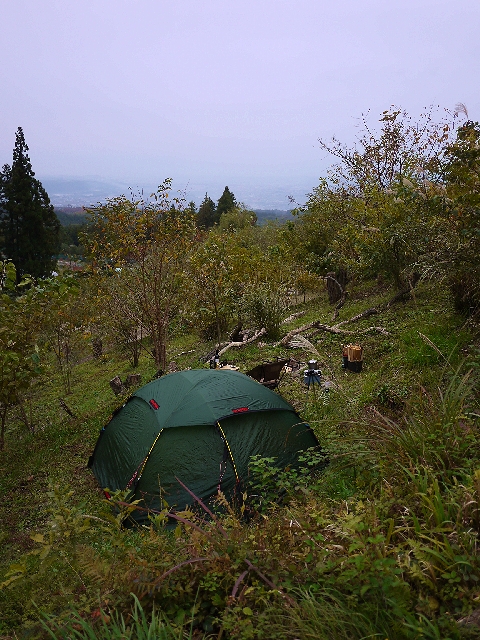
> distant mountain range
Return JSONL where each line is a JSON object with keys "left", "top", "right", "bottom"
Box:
{"left": 42, "top": 176, "right": 309, "bottom": 212}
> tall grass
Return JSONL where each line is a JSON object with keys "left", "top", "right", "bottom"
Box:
{"left": 362, "top": 367, "right": 478, "bottom": 480}
{"left": 282, "top": 588, "right": 405, "bottom": 639}
{"left": 41, "top": 594, "right": 199, "bottom": 640}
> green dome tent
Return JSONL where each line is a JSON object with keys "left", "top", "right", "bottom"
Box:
{"left": 89, "top": 369, "right": 319, "bottom": 524}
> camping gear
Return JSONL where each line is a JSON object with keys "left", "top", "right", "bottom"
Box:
{"left": 88, "top": 369, "right": 319, "bottom": 525}
{"left": 246, "top": 358, "right": 289, "bottom": 389}
{"left": 342, "top": 344, "right": 363, "bottom": 372}
{"left": 209, "top": 350, "right": 220, "bottom": 369}
{"left": 303, "top": 360, "right": 322, "bottom": 387}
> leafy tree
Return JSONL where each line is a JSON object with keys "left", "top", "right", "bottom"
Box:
{"left": 239, "top": 282, "right": 289, "bottom": 340}
{"left": 102, "top": 281, "right": 145, "bottom": 367}
{"left": 189, "top": 235, "right": 242, "bottom": 343}
{"left": 81, "top": 181, "right": 197, "bottom": 371}
{"left": 197, "top": 193, "right": 218, "bottom": 229}
{"left": 189, "top": 220, "right": 291, "bottom": 342}
{"left": 59, "top": 223, "right": 85, "bottom": 260}
{"left": 0, "top": 262, "right": 45, "bottom": 448}
{"left": 440, "top": 119, "right": 480, "bottom": 312}
{"left": 41, "top": 275, "right": 82, "bottom": 395}
{"left": 217, "top": 186, "right": 237, "bottom": 217}
{"left": 294, "top": 108, "right": 455, "bottom": 289}
{"left": 295, "top": 269, "right": 323, "bottom": 303}
{"left": 282, "top": 182, "right": 349, "bottom": 275}
{"left": 0, "top": 128, "right": 60, "bottom": 281}
{"left": 217, "top": 204, "right": 257, "bottom": 232}
{"left": 186, "top": 200, "right": 197, "bottom": 215}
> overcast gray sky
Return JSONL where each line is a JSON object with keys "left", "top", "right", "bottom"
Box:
{"left": 1, "top": 0, "right": 479, "bottom": 206}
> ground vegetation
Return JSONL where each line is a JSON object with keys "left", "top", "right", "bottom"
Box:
{"left": 0, "top": 108, "right": 479, "bottom": 639}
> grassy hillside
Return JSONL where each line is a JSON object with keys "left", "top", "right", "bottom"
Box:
{"left": 0, "top": 278, "right": 479, "bottom": 639}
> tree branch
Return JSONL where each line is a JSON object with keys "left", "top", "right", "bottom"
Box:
{"left": 218, "top": 328, "right": 267, "bottom": 356}
{"left": 275, "top": 308, "right": 388, "bottom": 347}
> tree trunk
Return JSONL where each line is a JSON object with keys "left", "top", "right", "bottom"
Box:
{"left": 92, "top": 337, "right": 103, "bottom": 359}
{"left": 130, "top": 327, "right": 141, "bottom": 368}
{"left": 151, "top": 319, "right": 168, "bottom": 371}
{"left": 326, "top": 272, "right": 343, "bottom": 304}
{"left": 212, "top": 291, "right": 222, "bottom": 346}
{"left": 18, "top": 398, "right": 34, "bottom": 433}
{"left": 0, "top": 404, "right": 7, "bottom": 451}
{"left": 153, "top": 339, "right": 167, "bottom": 371}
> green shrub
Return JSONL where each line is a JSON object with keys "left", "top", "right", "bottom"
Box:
{"left": 239, "top": 283, "right": 289, "bottom": 340}
{"left": 248, "top": 447, "right": 329, "bottom": 512}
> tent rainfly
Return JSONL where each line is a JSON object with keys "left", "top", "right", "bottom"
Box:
{"left": 88, "top": 369, "right": 319, "bottom": 524}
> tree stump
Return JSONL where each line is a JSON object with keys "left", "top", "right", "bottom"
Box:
{"left": 109, "top": 376, "right": 125, "bottom": 396}
{"left": 92, "top": 337, "right": 103, "bottom": 359}
{"left": 125, "top": 374, "right": 142, "bottom": 388}
{"left": 229, "top": 322, "right": 243, "bottom": 342}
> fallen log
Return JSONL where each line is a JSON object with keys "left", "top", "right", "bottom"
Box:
{"left": 282, "top": 311, "right": 307, "bottom": 325}
{"left": 59, "top": 398, "right": 77, "bottom": 418}
{"left": 275, "top": 308, "right": 387, "bottom": 347}
{"left": 276, "top": 320, "right": 353, "bottom": 346}
{"left": 334, "top": 308, "right": 379, "bottom": 328}
{"left": 275, "top": 321, "right": 320, "bottom": 347}
{"left": 218, "top": 328, "right": 267, "bottom": 356}
{"left": 202, "top": 343, "right": 230, "bottom": 363}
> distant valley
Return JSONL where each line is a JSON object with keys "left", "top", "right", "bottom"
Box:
{"left": 43, "top": 176, "right": 307, "bottom": 214}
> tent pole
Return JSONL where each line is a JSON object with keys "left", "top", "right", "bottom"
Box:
{"left": 216, "top": 421, "right": 239, "bottom": 483}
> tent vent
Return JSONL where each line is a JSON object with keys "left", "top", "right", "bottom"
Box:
{"left": 232, "top": 406, "right": 249, "bottom": 414}
{"left": 149, "top": 399, "right": 160, "bottom": 409}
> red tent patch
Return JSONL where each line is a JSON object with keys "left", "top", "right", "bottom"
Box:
{"left": 232, "top": 406, "right": 249, "bottom": 414}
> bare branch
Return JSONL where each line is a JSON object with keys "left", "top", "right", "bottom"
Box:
{"left": 218, "top": 328, "right": 267, "bottom": 356}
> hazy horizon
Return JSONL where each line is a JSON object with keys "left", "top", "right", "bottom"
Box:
{"left": 2, "top": 0, "right": 479, "bottom": 209}
{"left": 40, "top": 175, "right": 316, "bottom": 210}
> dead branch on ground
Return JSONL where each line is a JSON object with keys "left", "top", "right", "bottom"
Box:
{"left": 218, "top": 328, "right": 267, "bottom": 357}
{"left": 282, "top": 311, "right": 307, "bottom": 324}
{"left": 275, "top": 308, "right": 389, "bottom": 347}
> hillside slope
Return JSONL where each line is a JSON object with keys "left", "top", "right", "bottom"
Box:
{"left": 0, "top": 279, "right": 479, "bottom": 639}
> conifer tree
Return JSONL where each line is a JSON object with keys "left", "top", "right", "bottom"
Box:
{"left": 197, "top": 193, "right": 218, "bottom": 228}
{"left": 186, "top": 200, "right": 197, "bottom": 216}
{"left": 0, "top": 128, "right": 60, "bottom": 281}
{"left": 217, "top": 186, "right": 236, "bottom": 217}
